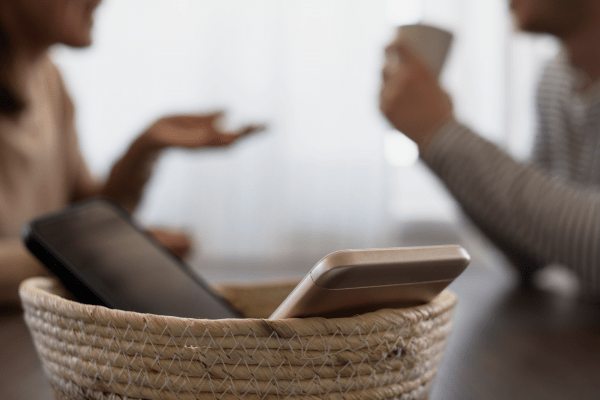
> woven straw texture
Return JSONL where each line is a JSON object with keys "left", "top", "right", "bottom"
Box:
{"left": 19, "top": 277, "right": 456, "bottom": 400}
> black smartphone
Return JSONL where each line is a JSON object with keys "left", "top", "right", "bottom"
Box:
{"left": 22, "top": 198, "right": 242, "bottom": 319}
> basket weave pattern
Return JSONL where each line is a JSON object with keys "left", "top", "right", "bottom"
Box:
{"left": 19, "top": 277, "right": 456, "bottom": 400}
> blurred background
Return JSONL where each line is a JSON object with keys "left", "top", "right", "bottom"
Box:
{"left": 52, "top": 0, "right": 559, "bottom": 281}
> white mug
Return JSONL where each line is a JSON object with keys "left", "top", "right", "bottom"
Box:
{"left": 388, "top": 23, "right": 453, "bottom": 78}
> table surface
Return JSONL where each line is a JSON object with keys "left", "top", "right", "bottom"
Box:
{"left": 2, "top": 241, "right": 600, "bottom": 400}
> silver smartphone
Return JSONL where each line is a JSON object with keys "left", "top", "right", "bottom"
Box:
{"left": 269, "top": 245, "right": 469, "bottom": 319}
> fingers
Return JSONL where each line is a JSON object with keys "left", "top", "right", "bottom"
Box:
{"left": 382, "top": 44, "right": 402, "bottom": 82}
{"left": 209, "top": 134, "right": 240, "bottom": 146}
{"left": 147, "top": 228, "right": 193, "bottom": 259}
{"left": 380, "top": 53, "right": 407, "bottom": 115}
{"left": 382, "top": 39, "right": 431, "bottom": 81}
{"left": 380, "top": 81, "right": 404, "bottom": 117}
{"left": 393, "top": 40, "right": 421, "bottom": 65}
{"left": 207, "top": 110, "right": 226, "bottom": 122}
{"left": 209, "top": 123, "right": 267, "bottom": 146}
{"left": 380, "top": 37, "right": 437, "bottom": 110}
{"left": 152, "top": 111, "right": 266, "bottom": 148}
{"left": 236, "top": 123, "right": 267, "bottom": 136}
{"left": 184, "top": 112, "right": 264, "bottom": 136}
{"left": 171, "top": 111, "right": 224, "bottom": 128}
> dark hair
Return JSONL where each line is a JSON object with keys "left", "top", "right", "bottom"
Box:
{"left": 0, "top": 20, "right": 25, "bottom": 115}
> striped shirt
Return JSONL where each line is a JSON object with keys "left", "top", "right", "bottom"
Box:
{"left": 421, "top": 51, "right": 600, "bottom": 295}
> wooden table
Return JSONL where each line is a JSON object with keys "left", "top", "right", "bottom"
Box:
{"left": 430, "top": 267, "right": 600, "bottom": 400}
{"left": 1, "top": 255, "right": 599, "bottom": 399}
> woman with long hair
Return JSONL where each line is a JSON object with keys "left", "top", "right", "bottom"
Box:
{"left": 0, "top": 0, "right": 262, "bottom": 303}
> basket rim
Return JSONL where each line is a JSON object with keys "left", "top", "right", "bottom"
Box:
{"left": 19, "top": 276, "right": 456, "bottom": 337}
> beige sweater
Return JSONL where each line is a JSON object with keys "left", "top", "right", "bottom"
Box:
{"left": 0, "top": 57, "right": 98, "bottom": 300}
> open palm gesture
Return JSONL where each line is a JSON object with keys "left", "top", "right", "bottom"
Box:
{"left": 143, "top": 111, "right": 265, "bottom": 149}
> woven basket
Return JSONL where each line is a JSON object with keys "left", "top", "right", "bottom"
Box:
{"left": 19, "top": 276, "right": 456, "bottom": 400}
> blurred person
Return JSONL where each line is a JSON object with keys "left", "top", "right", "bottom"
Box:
{"left": 0, "top": 0, "right": 263, "bottom": 303}
{"left": 380, "top": 0, "right": 600, "bottom": 295}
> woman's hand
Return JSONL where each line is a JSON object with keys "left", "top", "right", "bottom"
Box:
{"left": 142, "top": 111, "right": 265, "bottom": 150}
{"left": 147, "top": 228, "right": 193, "bottom": 259}
{"left": 101, "top": 111, "right": 265, "bottom": 213}
{"left": 380, "top": 40, "right": 453, "bottom": 149}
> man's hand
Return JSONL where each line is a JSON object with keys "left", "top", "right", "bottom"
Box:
{"left": 142, "top": 111, "right": 265, "bottom": 150}
{"left": 380, "top": 40, "right": 453, "bottom": 149}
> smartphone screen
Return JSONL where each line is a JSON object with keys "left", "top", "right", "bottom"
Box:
{"left": 23, "top": 199, "right": 241, "bottom": 319}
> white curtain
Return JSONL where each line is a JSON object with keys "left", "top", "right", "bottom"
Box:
{"left": 53, "top": 0, "right": 558, "bottom": 266}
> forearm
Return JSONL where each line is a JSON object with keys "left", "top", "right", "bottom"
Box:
{"left": 463, "top": 208, "right": 545, "bottom": 281}
{"left": 101, "top": 134, "right": 165, "bottom": 212}
{"left": 0, "top": 238, "right": 48, "bottom": 304}
{"left": 421, "top": 120, "right": 600, "bottom": 293}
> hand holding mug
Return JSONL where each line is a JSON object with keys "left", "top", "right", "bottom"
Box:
{"left": 380, "top": 25, "right": 454, "bottom": 150}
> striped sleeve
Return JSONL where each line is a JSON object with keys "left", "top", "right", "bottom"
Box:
{"left": 420, "top": 119, "right": 600, "bottom": 294}
{"left": 530, "top": 63, "right": 553, "bottom": 170}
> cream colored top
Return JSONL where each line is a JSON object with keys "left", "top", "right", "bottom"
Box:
{"left": 0, "top": 57, "right": 100, "bottom": 302}
{"left": 0, "top": 56, "right": 97, "bottom": 238}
